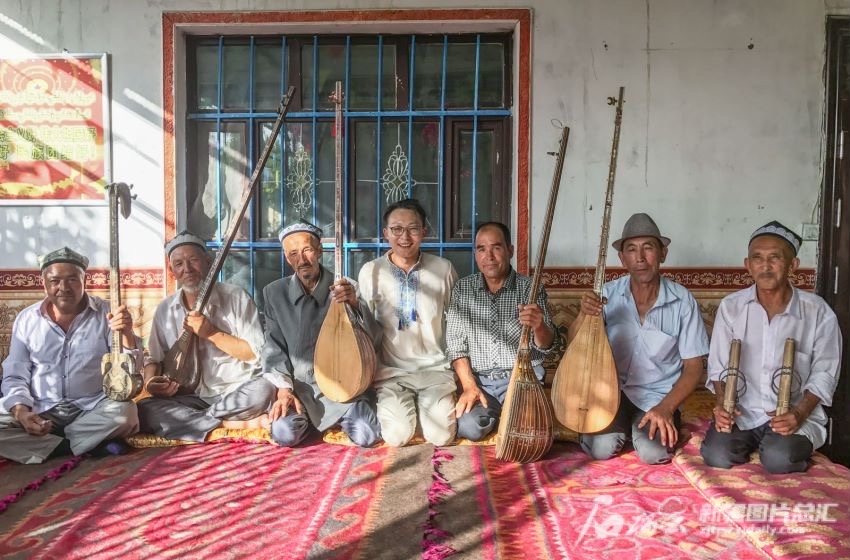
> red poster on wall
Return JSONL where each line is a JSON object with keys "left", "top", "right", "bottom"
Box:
{"left": 0, "top": 53, "right": 110, "bottom": 204}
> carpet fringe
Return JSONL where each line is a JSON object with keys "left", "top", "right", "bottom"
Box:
{"left": 422, "top": 447, "right": 457, "bottom": 560}
{"left": 0, "top": 456, "right": 84, "bottom": 514}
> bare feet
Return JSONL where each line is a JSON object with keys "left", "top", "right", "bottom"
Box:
{"left": 221, "top": 414, "right": 271, "bottom": 430}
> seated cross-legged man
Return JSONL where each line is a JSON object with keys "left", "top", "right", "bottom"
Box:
{"left": 446, "top": 222, "right": 558, "bottom": 441}
{"left": 0, "top": 247, "right": 140, "bottom": 463}
{"left": 260, "top": 220, "right": 382, "bottom": 447}
{"left": 138, "top": 231, "right": 284, "bottom": 443}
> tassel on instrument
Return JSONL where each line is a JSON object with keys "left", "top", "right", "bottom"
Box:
{"left": 495, "top": 124, "right": 570, "bottom": 463}
{"left": 314, "top": 81, "right": 377, "bottom": 402}
{"left": 101, "top": 182, "right": 144, "bottom": 402}
{"left": 551, "top": 87, "right": 625, "bottom": 434}
{"left": 155, "top": 86, "right": 297, "bottom": 393}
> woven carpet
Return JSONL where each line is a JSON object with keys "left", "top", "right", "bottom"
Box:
{"left": 0, "top": 442, "right": 436, "bottom": 560}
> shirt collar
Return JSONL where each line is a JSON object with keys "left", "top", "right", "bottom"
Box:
{"left": 744, "top": 283, "right": 801, "bottom": 319}
{"left": 289, "top": 265, "right": 333, "bottom": 305}
{"left": 384, "top": 250, "right": 422, "bottom": 273}
{"left": 475, "top": 267, "right": 518, "bottom": 294}
{"left": 619, "top": 275, "right": 679, "bottom": 308}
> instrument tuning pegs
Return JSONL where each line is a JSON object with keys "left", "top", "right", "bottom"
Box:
{"left": 607, "top": 96, "right": 617, "bottom": 105}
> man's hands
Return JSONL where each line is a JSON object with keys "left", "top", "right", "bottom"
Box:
{"left": 12, "top": 405, "right": 52, "bottom": 436}
{"left": 269, "top": 388, "right": 303, "bottom": 422}
{"left": 145, "top": 376, "right": 180, "bottom": 398}
{"left": 637, "top": 404, "right": 678, "bottom": 447}
{"left": 455, "top": 385, "right": 488, "bottom": 419}
{"left": 579, "top": 292, "right": 606, "bottom": 317}
{"left": 184, "top": 311, "right": 219, "bottom": 339}
{"left": 107, "top": 304, "right": 137, "bottom": 348}
{"left": 711, "top": 402, "right": 740, "bottom": 433}
{"left": 768, "top": 407, "right": 805, "bottom": 436}
{"left": 331, "top": 279, "right": 359, "bottom": 307}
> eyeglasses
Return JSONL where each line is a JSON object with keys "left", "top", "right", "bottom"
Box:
{"left": 387, "top": 225, "right": 424, "bottom": 237}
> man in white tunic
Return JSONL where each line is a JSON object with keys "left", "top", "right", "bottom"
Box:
{"left": 358, "top": 199, "right": 458, "bottom": 446}
{"left": 0, "top": 248, "right": 140, "bottom": 463}
{"left": 701, "top": 221, "right": 842, "bottom": 473}
{"left": 138, "top": 232, "right": 280, "bottom": 442}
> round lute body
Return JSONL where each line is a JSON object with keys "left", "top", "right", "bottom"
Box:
{"left": 314, "top": 301, "right": 377, "bottom": 402}
{"left": 551, "top": 87, "right": 625, "bottom": 433}
{"left": 314, "top": 81, "right": 376, "bottom": 402}
{"left": 495, "top": 125, "right": 570, "bottom": 463}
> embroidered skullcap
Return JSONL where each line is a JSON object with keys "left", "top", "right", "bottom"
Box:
{"left": 611, "top": 213, "right": 671, "bottom": 251}
{"left": 278, "top": 219, "right": 323, "bottom": 243}
{"left": 164, "top": 230, "right": 207, "bottom": 256}
{"left": 749, "top": 221, "right": 802, "bottom": 256}
{"left": 38, "top": 247, "right": 89, "bottom": 270}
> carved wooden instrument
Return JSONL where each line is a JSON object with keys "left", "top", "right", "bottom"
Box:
{"left": 775, "top": 338, "right": 796, "bottom": 415}
{"left": 551, "top": 87, "right": 625, "bottom": 433}
{"left": 157, "top": 86, "right": 296, "bottom": 393}
{"left": 494, "top": 125, "right": 569, "bottom": 463}
{"left": 721, "top": 339, "right": 743, "bottom": 416}
{"left": 314, "top": 81, "right": 377, "bottom": 402}
{"left": 101, "top": 182, "right": 144, "bottom": 402}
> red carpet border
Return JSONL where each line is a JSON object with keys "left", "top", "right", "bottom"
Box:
{"left": 0, "top": 456, "right": 83, "bottom": 514}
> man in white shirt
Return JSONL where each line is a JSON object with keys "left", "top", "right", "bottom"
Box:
{"left": 0, "top": 247, "right": 140, "bottom": 463}
{"left": 701, "top": 221, "right": 842, "bottom": 473}
{"left": 139, "top": 232, "right": 280, "bottom": 442}
{"left": 358, "top": 199, "right": 458, "bottom": 446}
{"left": 569, "top": 213, "right": 709, "bottom": 464}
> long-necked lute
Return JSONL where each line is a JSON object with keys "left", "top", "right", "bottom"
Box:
{"left": 156, "top": 86, "right": 296, "bottom": 394}
{"left": 551, "top": 87, "right": 624, "bottom": 433}
{"left": 101, "top": 182, "right": 144, "bottom": 402}
{"left": 314, "top": 81, "right": 377, "bottom": 402}
{"left": 495, "top": 125, "right": 570, "bottom": 463}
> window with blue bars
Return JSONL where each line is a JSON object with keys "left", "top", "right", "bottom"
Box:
{"left": 185, "top": 33, "right": 512, "bottom": 311}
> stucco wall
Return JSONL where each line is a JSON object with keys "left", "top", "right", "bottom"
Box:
{"left": 0, "top": 0, "right": 842, "bottom": 270}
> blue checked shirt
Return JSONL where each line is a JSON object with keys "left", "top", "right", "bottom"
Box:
{"left": 446, "top": 269, "right": 558, "bottom": 372}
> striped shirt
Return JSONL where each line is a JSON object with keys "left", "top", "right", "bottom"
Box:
{"left": 446, "top": 269, "right": 557, "bottom": 372}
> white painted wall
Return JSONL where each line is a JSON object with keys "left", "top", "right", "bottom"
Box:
{"left": 0, "top": 0, "right": 843, "bottom": 269}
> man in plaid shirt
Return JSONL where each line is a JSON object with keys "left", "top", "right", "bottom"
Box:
{"left": 446, "top": 222, "right": 559, "bottom": 441}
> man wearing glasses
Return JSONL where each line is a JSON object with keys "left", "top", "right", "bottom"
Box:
{"left": 358, "top": 198, "right": 459, "bottom": 446}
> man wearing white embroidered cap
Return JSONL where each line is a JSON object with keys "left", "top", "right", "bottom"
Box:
{"left": 138, "top": 231, "right": 279, "bottom": 442}
{"left": 701, "top": 221, "right": 842, "bottom": 473}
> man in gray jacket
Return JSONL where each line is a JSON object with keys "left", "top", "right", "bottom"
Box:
{"left": 261, "top": 220, "right": 381, "bottom": 447}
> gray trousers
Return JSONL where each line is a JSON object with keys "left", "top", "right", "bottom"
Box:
{"left": 700, "top": 421, "right": 814, "bottom": 474}
{"left": 0, "top": 399, "right": 139, "bottom": 464}
{"left": 137, "top": 377, "right": 276, "bottom": 442}
{"left": 271, "top": 396, "right": 381, "bottom": 448}
{"left": 455, "top": 366, "right": 545, "bottom": 442}
{"left": 580, "top": 393, "right": 680, "bottom": 465}
{"left": 376, "top": 370, "right": 457, "bottom": 447}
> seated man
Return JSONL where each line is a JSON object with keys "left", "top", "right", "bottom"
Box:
{"left": 701, "top": 221, "right": 842, "bottom": 474}
{"left": 358, "top": 198, "right": 458, "bottom": 446}
{"left": 569, "top": 213, "right": 709, "bottom": 464}
{"left": 447, "top": 222, "right": 558, "bottom": 441}
{"left": 261, "top": 220, "right": 381, "bottom": 447}
{"left": 139, "top": 231, "right": 281, "bottom": 442}
{"left": 0, "top": 248, "right": 140, "bottom": 464}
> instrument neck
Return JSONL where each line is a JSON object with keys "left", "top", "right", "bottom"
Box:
{"left": 333, "top": 81, "right": 344, "bottom": 282}
{"left": 594, "top": 86, "right": 624, "bottom": 296}
{"left": 108, "top": 188, "right": 123, "bottom": 352}
{"left": 190, "top": 86, "right": 296, "bottom": 314}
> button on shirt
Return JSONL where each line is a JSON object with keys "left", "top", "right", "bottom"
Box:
{"left": 602, "top": 275, "right": 709, "bottom": 411}
{"left": 706, "top": 285, "right": 842, "bottom": 448}
{"left": 1, "top": 295, "right": 143, "bottom": 414}
{"left": 147, "top": 282, "right": 264, "bottom": 400}
{"left": 446, "top": 269, "right": 557, "bottom": 372}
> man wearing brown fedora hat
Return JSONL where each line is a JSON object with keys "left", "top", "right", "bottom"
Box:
{"left": 700, "top": 221, "right": 841, "bottom": 473}
{"left": 568, "top": 213, "right": 709, "bottom": 464}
